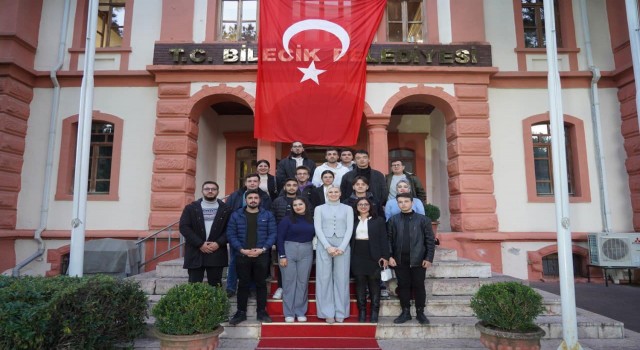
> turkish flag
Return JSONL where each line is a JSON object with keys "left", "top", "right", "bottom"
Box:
{"left": 254, "top": 0, "right": 386, "bottom": 146}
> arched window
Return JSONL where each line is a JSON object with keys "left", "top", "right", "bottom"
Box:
{"left": 530, "top": 121, "right": 574, "bottom": 195}
{"left": 56, "top": 113, "right": 123, "bottom": 201}
{"left": 522, "top": 114, "right": 590, "bottom": 203}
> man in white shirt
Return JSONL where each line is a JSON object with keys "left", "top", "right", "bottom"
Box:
{"left": 312, "top": 148, "right": 349, "bottom": 187}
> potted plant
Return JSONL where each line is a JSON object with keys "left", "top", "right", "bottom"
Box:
{"left": 470, "top": 281, "right": 546, "bottom": 350}
{"left": 424, "top": 203, "right": 440, "bottom": 236}
{"left": 152, "top": 283, "right": 230, "bottom": 350}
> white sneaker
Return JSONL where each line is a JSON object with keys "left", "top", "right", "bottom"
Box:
{"left": 297, "top": 316, "right": 307, "bottom": 322}
{"left": 380, "top": 288, "right": 390, "bottom": 300}
{"left": 284, "top": 316, "right": 295, "bottom": 323}
{"left": 273, "top": 287, "right": 283, "bottom": 299}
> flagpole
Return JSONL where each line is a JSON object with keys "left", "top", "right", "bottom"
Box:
{"left": 68, "top": 0, "right": 99, "bottom": 277}
{"left": 543, "top": 1, "right": 583, "bottom": 349}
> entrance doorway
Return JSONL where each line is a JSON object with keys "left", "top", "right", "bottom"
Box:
{"left": 235, "top": 148, "right": 257, "bottom": 189}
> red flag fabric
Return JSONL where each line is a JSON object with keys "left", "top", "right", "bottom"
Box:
{"left": 254, "top": 0, "right": 386, "bottom": 146}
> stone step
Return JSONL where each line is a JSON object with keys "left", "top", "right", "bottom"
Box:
{"left": 427, "top": 274, "right": 524, "bottom": 296}
{"left": 434, "top": 247, "right": 458, "bottom": 261}
{"left": 147, "top": 291, "right": 561, "bottom": 318}
{"left": 428, "top": 259, "right": 492, "bottom": 278}
{"left": 155, "top": 259, "right": 187, "bottom": 278}
{"left": 155, "top": 248, "right": 460, "bottom": 279}
{"left": 147, "top": 310, "right": 623, "bottom": 341}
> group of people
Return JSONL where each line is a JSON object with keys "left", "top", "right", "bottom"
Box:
{"left": 179, "top": 141, "right": 436, "bottom": 326}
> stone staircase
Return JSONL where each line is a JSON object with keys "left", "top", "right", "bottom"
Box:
{"left": 128, "top": 247, "right": 625, "bottom": 341}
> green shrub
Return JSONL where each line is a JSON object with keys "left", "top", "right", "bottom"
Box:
{"left": 0, "top": 275, "right": 147, "bottom": 349}
{"left": 470, "top": 281, "right": 545, "bottom": 332}
{"left": 424, "top": 203, "right": 440, "bottom": 222}
{"left": 0, "top": 276, "right": 79, "bottom": 349}
{"left": 52, "top": 275, "right": 148, "bottom": 348}
{"left": 152, "top": 283, "right": 229, "bottom": 335}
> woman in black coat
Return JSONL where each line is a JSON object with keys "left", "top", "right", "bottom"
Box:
{"left": 257, "top": 159, "right": 278, "bottom": 201}
{"left": 350, "top": 197, "right": 389, "bottom": 323}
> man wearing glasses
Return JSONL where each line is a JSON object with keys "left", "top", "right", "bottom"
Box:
{"left": 276, "top": 141, "right": 317, "bottom": 190}
{"left": 179, "top": 181, "right": 232, "bottom": 287}
{"left": 385, "top": 160, "right": 427, "bottom": 203}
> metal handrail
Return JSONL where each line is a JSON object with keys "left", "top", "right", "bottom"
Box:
{"left": 136, "top": 220, "right": 183, "bottom": 271}
{"left": 135, "top": 195, "right": 231, "bottom": 272}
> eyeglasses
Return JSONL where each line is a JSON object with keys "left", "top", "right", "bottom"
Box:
{"left": 391, "top": 164, "right": 403, "bottom": 167}
{"left": 292, "top": 145, "right": 303, "bottom": 148}
{"left": 203, "top": 188, "right": 218, "bottom": 192}
{"left": 357, "top": 203, "right": 370, "bottom": 207}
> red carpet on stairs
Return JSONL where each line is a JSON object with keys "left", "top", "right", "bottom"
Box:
{"left": 256, "top": 322, "right": 380, "bottom": 350}
{"left": 256, "top": 337, "right": 380, "bottom": 350}
{"left": 256, "top": 277, "right": 381, "bottom": 350}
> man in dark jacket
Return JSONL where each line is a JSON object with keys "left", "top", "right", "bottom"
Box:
{"left": 225, "top": 173, "right": 272, "bottom": 297}
{"left": 276, "top": 141, "right": 316, "bottom": 190}
{"left": 385, "top": 160, "right": 427, "bottom": 203}
{"left": 271, "top": 178, "right": 299, "bottom": 223}
{"left": 226, "top": 173, "right": 272, "bottom": 211}
{"left": 341, "top": 149, "right": 387, "bottom": 205}
{"left": 387, "top": 193, "right": 436, "bottom": 325}
{"left": 227, "top": 190, "right": 277, "bottom": 325}
{"left": 179, "top": 181, "right": 232, "bottom": 287}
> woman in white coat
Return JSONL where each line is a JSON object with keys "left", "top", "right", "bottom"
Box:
{"left": 313, "top": 185, "right": 354, "bottom": 323}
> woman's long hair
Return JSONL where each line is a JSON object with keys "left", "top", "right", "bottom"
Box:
{"left": 289, "top": 196, "right": 313, "bottom": 223}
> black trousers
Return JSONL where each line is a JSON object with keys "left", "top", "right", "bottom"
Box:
{"left": 188, "top": 266, "right": 223, "bottom": 288}
{"left": 354, "top": 274, "right": 381, "bottom": 309}
{"left": 236, "top": 253, "right": 270, "bottom": 312}
{"left": 394, "top": 264, "right": 427, "bottom": 309}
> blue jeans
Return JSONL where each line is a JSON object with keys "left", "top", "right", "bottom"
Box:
{"left": 226, "top": 247, "right": 238, "bottom": 292}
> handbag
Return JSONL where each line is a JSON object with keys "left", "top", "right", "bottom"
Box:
{"left": 380, "top": 266, "right": 394, "bottom": 282}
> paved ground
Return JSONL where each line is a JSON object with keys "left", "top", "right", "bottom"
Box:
{"left": 531, "top": 280, "right": 640, "bottom": 333}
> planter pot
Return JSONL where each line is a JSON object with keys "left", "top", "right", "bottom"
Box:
{"left": 475, "top": 322, "right": 545, "bottom": 350}
{"left": 154, "top": 326, "right": 224, "bottom": 350}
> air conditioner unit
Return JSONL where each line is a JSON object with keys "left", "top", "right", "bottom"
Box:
{"left": 588, "top": 232, "right": 640, "bottom": 267}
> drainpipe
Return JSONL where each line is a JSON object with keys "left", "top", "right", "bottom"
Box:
{"left": 579, "top": 0, "right": 612, "bottom": 233}
{"left": 12, "top": 0, "right": 71, "bottom": 277}
{"left": 626, "top": 0, "right": 640, "bottom": 138}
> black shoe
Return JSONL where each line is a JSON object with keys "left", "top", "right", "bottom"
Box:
{"left": 257, "top": 310, "right": 273, "bottom": 323}
{"left": 229, "top": 311, "right": 247, "bottom": 326}
{"left": 358, "top": 309, "right": 366, "bottom": 323}
{"left": 370, "top": 309, "right": 379, "bottom": 323}
{"left": 393, "top": 308, "right": 412, "bottom": 324}
{"left": 416, "top": 308, "right": 429, "bottom": 324}
{"left": 226, "top": 289, "right": 236, "bottom": 298}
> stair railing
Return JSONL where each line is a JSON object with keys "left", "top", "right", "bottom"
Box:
{"left": 136, "top": 220, "right": 183, "bottom": 272}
